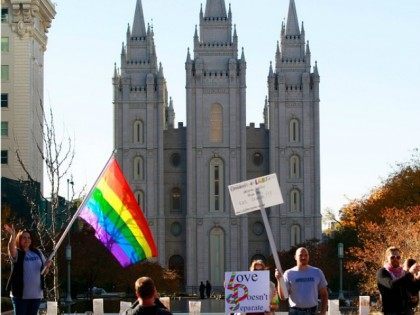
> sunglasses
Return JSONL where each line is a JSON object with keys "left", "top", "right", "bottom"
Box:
{"left": 390, "top": 255, "right": 401, "bottom": 260}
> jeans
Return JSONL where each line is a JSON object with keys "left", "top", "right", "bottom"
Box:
{"left": 11, "top": 297, "right": 41, "bottom": 315}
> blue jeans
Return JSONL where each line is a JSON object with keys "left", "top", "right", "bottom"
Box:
{"left": 11, "top": 297, "right": 41, "bottom": 315}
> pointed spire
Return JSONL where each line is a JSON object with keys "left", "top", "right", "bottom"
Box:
{"left": 306, "top": 40, "right": 311, "bottom": 55}
{"left": 186, "top": 47, "right": 192, "bottom": 63}
{"left": 158, "top": 62, "right": 164, "bottom": 78}
{"left": 276, "top": 41, "right": 280, "bottom": 56}
{"left": 169, "top": 97, "right": 174, "bottom": 109}
{"left": 228, "top": 3, "right": 232, "bottom": 19}
{"left": 301, "top": 21, "right": 305, "bottom": 36}
{"left": 126, "top": 23, "right": 131, "bottom": 36}
{"left": 241, "top": 47, "right": 245, "bottom": 61}
{"left": 200, "top": 3, "right": 203, "bottom": 18}
{"left": 269, "top": 61, "right": 274, "bottom": 76}
{"left": 194, "top": 25, "right": 198, "bottom": 38}
{"left": 113, "top": 62, "right": 117, "bottom": 77}
{"left": 233, "top": 24, "right": 237, "bottom": 38}
{"left": 205, "top": 0, "right": 227, "bottom": 18}
{"left": 286, "top": 0, "right": 300, "bottom": 36}
{"left": 263, "top": 96, "right": 269, "bottom": 127}
{"left": 314, "top": 61, "right": 319, "bottom": 75}
{"left": 132, "top": 0, "right": 147, "bottom": 37}
{"left": 121, "top": 42, "right": 126, "bottom": 55}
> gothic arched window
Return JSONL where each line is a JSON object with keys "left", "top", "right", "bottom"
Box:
{"left": 134, "top": 190, "right": 145, "bottom": 213}
{"left": 290, "top": 224, "right": 301, "bottom": 247}
{"left": 210, "top": 103, "right": 223, "bottom": 143}
{"left": 289, "top": 118, "right": 300, "bottom": 143}
{"left": 133, "top": 156, "right": 144, "bottom": 180}
{"left": 210, "top": 227, "right": 225, "bottom": 285}
{"left": 290, "top": 189, "right": 301, "bottom": 212}
{"left": 210, "top": 158, "right": 224, "bottom": 212}
{"left": 133, "top": 120, "right": 144, "bottom": 144}
{"left": 172, "top": 187, "right": 181, "bottom": 212}
{"left": 290, "top": 155, "right": 300, "bottom": 179}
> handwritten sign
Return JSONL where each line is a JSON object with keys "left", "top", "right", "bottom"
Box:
{"left": 225, "top": 271, "right": 270, "bottom": 313}
{"left": 228, "top": 174, "right": 283, "bottom": 215}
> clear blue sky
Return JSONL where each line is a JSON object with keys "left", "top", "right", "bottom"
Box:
{"left": 44, "top": 0, "right": 420, "bottom": 212}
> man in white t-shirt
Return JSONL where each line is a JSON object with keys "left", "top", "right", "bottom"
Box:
{"left": 275, "top": 247, "right": 328, "bottom": 315}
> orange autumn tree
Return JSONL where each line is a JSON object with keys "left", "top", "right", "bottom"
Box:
{"left": 345, "top": 206, "right": 420, "bottom": 294}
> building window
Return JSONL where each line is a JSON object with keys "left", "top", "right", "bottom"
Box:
{"left": 289, "top": 118, "right": 300, "bottom": 142}
{"left": 1, "top": 150, "right": 7, "bottom": 164}
{"left": 252, "top": 222, "right": 264, "bottom": 236}
{"left": 1, "top": 9, "right": 8, "bottom": 23}
{"left": 133, "top": 120, "right": 144, "bottom": 143}
{"left": 170, "top": 222, "right": 182, "bottom": 237}
{"left": 171, "top": 187, "right": 181, "bottom": 211}
{"left": 135, "top": 190, "right": 145, "bottom": 212}
{"left": 210, "top": 158, "right": 224, "bottom": 212}
{"left": 290, "top": 155, "right": 300, "bottom": 179}
{"left": 1, "top": 37, "right": 9, "bottom": 52}
{"left": 253, "top": 152, "right": 263, "bottom": 166}
{"left": 209, "top": 103, "right": 223, "bottom": 143}
{"left": 1, "top": 93, "right": 8, "bottom": 107}
{"left": 171, "top": 153, "right": 181, "bottom": 167}
{"left": 290, "top": 189, "right": 301, "bottom": 212}
{"left": 133, "top": 156, "right": 144, "bottom": 180}
{"left": 290, "top": 225, "right": 301, "bottom": 247}
{"left": 210, "top": 227, "right": 225, "bottom": 285}
{"left": 1, "top": 65, "right": 9, "bottom": 81}
{"left": 1, "top": 121, "right": 8, "bottom": 136}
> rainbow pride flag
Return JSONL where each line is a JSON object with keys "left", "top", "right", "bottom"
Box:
{"left": 79, "top": 157, "right": 157, "bottom": 267}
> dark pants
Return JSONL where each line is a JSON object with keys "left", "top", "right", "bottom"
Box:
{"left": 11, "top": 297, "right": 41, "bottom": 315}
{"left": 289, "top": 306, "right": 317, "bottom": 315}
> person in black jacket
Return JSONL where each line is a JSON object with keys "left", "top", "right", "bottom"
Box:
{"left": 376, "top": 246, "right": 420, "bottom": 315}
{"left": 4, "top": 224, "right": 51, "bottom": 315}
{"left": 126, "top": 277, "right": 172, "bottom": 315}
{"left": 403, "top": 258, "right": 420, "bottom": 315}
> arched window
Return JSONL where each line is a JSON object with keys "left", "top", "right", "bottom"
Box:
{"left": 290, "top": 225, "right": 301, "bottom": 247}
{"left": 289, "top": 118, "right": 300, "bottom": 143}
{"left": 210, "top": 103, "right": 223, "bottom": 143}
{"left": 172, "top": 187, "right": 181, "bottom": 211}
{"left": 290, "top": 189, "right": 301, "bottom": 212}
{"left": 133, "top": 120, "right": 144, "bottom": 143}
{"left": 290, "top": 155, "right": 300, "bottom": 179}
{"left": 135, "top": 190, "right": 145, "bottom": 213}
{"left": 210, "top": 227, "right": 225, "bottom": 285}
{"left": 210, "top": 158, "right": 224, "bottom": 212}
{"left": 133, "top": 156, "right": 144, "bottom": 180}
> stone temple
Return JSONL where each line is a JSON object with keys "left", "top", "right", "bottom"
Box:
{"left": 112, "top": 0, "right": 320, "bottom": 291}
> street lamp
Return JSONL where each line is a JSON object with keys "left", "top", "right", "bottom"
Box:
{"left": 338, "top": 243, "right": 344, "bottom": 301}
{"left": 66, "top": 178, "right": 74, "bottom": 311}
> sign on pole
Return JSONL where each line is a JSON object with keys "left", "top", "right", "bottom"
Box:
{"left": 225, "top": 270, "right": 270, "bottom": 314}
{"left": 228, "top": 173, "right": 283, "bottom": 215}
{"left": 228, "top": 174, "right": 288, "bottom": 298}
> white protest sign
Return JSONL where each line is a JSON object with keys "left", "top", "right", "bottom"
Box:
{"left": 225, "top": 270, "right": 270, "bottom": 314}
{"left": 228, "top": 173, "right": 283, "bottom": 215}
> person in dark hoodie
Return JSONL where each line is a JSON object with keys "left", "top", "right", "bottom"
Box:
{"left": 403, "top": 258, "right": 420, "bottom": 315}
{"left": 4, "top": 224, "right": 51, "bottom": 315}
{"left": 377, "top": 246, "right": 420, "bottom": 315}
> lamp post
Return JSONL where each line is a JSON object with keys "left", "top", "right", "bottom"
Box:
{"left": 338, "top": 243, "right": 344, "bottom": 301}
{"left": 66, "top": 178, "right": 74, "bottom": 312}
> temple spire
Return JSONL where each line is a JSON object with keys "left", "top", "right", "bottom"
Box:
{"left": 132, "top": 0, "right": 147, "bottom": 37}
{"left": 205, "top": 0, "right": 227, "bottom": 18}
{"left": 286, "top": 0, "right": 300, "bottom": 35}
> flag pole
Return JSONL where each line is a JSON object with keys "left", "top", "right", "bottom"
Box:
{"left": 42, "top": 151, "right": 116, "bottom": 274}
